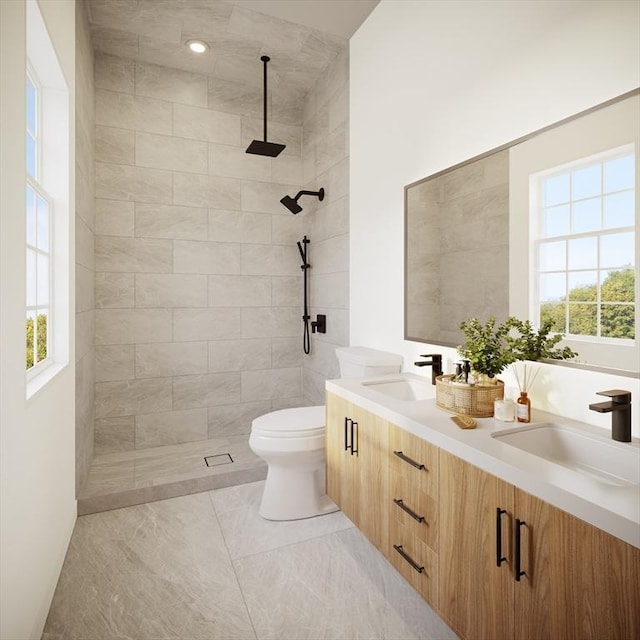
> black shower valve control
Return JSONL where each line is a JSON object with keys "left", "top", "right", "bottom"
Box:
{"left": 311, "top": 315, "right": 326, "bottom": 334}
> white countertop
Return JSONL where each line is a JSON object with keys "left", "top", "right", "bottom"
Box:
{"left": 326, "top": 373, "right": 640, "bottom": 549}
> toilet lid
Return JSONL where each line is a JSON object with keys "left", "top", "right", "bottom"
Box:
{"left": 251, "top": 405, "right": 325, "bottom": 438}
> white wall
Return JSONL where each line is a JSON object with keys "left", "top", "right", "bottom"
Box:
{"left": 0, "top": 1, "right": 77, "bottom": 639}
{"left": 350, "top": 0, "right": 640, "bottom": 434}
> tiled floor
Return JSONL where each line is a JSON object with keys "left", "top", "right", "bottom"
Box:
{"left": 78, "top": 436, "right": 267, "bottom": 515}
{"left": 44, "top": 481, "right": 458, "bottom": 640}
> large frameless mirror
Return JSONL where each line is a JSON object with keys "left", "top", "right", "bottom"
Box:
{"left": 405, "top": 89, "right": 639, "bottom": 376}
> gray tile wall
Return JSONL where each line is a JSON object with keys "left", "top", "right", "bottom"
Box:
{"left": 76, "top": 0, "right": 96, "bottom": 494}
{"left": 301, "top": 50, "right": 350, "bottom": 405}
{"left": 93, "top": 52, "right": 309, "bottom": 454}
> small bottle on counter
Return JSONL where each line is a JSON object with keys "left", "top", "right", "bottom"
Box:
{"left": 516, "top": 391, "right": 531, "bottom": 423}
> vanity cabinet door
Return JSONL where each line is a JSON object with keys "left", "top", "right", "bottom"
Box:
{"left": 514, "top": 489, "right": 640, "bottom": 640}
{"left": 325, "top": 392, "right": 389, "bottom": 553}
{"left": 438, "top": 450, "right": 515, "bottom": 640}
{"left": 325, "top": 392, "right": 358, "bottom": 523}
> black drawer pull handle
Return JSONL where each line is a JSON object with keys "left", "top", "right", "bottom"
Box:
{"left": 496, "top": 508, "right": 507, "bottom": 567}
{"left": 393, "top": 544, "right": 424, "bottom": 574}
{"left": 393, "top": 450, "right": 425, "bottom": 470}
{"left": 393, "top": 498, "right": 425, "bottom": 523}
{"left": 515, "top": 518, "right": 526, "bottom": 582}
{"left": 344, "top": 417, "right": 349, "bottom": 452}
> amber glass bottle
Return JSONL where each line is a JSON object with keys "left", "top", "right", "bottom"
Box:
{"left": 516, "top": 391, "right": 531, "bottom": 423}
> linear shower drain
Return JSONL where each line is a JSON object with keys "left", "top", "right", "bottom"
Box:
{"left": 204, "top": 453, "right": 234, "bottom": 467}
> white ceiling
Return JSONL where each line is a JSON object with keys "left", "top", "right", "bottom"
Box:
{"left": 231, "top": 0, "right": 380, "bottom": 39}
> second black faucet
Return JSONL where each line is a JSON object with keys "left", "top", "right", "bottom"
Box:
{"left": 414, "top": 354, "right": 443, "bottom": 385}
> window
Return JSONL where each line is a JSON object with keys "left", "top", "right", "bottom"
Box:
{"left": 25, "top": 0, "right": 70, "bottom": 397}
{"left": 26, "top": 70, "right": 53, "bottom": 372}
{"left": 510, "top": 93, "right": 639, "bottom": 373}
{"left": 532, "top": 146, "right": 635, "bottom": 343}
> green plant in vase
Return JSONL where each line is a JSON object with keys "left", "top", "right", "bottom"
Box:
{"left": 457, "top": 316, "right": 518, "bottom": 385}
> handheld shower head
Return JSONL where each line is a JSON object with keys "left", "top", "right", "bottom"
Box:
{"left": 279, "top": 188, "right": 325, "bottom": 215}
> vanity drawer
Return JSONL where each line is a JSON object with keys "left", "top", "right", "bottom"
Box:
{"left": 389, "top": 516, "right": 439, "bottom": 608}
{"left": 389, "top": 424, "right": 438, "bottom": 498}
{"left": 390, "top": 475, "right": 438, "bottom": 551}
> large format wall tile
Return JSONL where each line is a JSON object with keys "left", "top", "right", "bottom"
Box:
{"left": 95, "top": 272, "right": 135, "bottom": 308}
{"left": 95, "top": 377, "right": 173, "bottom": 418}
{"left": 208, "top": 338, "right": 271, "bottom": 373}
{"left": 173, "top": 103, "right": 241, "bottom": 146}
{"left": 135, "top": 61, "right": 208, "bottom": 107}
{"left": 241, "top": 307, "right": 301, "bottom": 339}
{"left": 173, "top": 372, "right": 242, "bottom": 409}
{"left": 207, "top": 209, "right": 271, "bottom": 244}
{"left": 173, "top": 172, "right": 241, "bottom": 209}
{"left": 95, "top": 89, "right": 172, "bottom": 134}
{"left": 135, "top": 408, "right": 208, "bottom": 448}
{"left": 135, "top": 342, "right": 208, "bottom": 378}
{"left": 95, "top": 52, "right": 135, "bottom": 94}
{"left": 96, "top": 308, "right": 172, "bottom": 345}
{"left": 96, "top": 162, "right": 172, "bottom": 203}
{"left": 241, "top": 368, "right": 302, "bottom": 402}
{"left": 96, "top": 198, "right": 135, "bottom": 237}
{"left": 135, "top": 203, "right": 207, "bottom": 240}
{"left": 208, "top": 401, "right": 272, "bottom": 438}
{"left": 96, "top": 236, "right": 172, "bottom": 272}
{"left": 95, "top": 345, "right": 135, "bottom": 382}
{"left": 173, "top": 240, "right": 241, "bottom": 275}
{"left": 208, "top": 143, "right": 271, "bottom": 182}
{"left": 208, "top": 275, "right": 271, "bottom": 307}
{"left": 173, "top": 308, "right": 242, "bottom": 342}
{"left": 135, "top": 273, "right": 208, "bottom": 308}
{"left": 94, "top": 416, "right": 135, "bottom": 455}
{"left": 95, "top": 125, "right": 135, "bottom": 165}
{"left": 240, "top": 244, "right": 299, "bottom": 276}
{"left": 135, "top": 131, "right": 208, "bottom": 174}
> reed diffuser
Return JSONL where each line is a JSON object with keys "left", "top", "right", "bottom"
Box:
{"left": 513, "top": 363, "right": 539, "bottom": 423}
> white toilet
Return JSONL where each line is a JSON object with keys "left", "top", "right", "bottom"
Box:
{"left": 249, "top": 346, "right": 403, "bottom": 520}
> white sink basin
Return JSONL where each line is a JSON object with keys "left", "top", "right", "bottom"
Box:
{"left": 361, "top": 377, "right": 432, "bottom": 401}
{"left": 492, "top": 423, "right": 640, "bottom": 487}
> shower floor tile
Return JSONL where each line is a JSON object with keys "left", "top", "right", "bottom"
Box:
{"left": 78, "top": 435, "right": 266, "bottom": 514}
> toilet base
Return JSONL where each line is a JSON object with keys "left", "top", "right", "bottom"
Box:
{"left": 258, "top": 466, "right": 339, "bottom": 521}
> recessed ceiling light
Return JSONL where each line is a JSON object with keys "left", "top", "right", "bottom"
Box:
{"left": 187, "top": 39, "right": 209, "bottom": 54}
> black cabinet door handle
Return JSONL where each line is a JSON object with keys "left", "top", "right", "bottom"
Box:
{"left": 393, "top": 498, "right": 425, "bottom": 523}
{"left": 393, "top": 450, "right": 425, "bottom": 470}
{"left": 393, "top": 544, "right": 424, "bottom": 574}
{"left": 344, "top": 417, "right": 349, "bottom": 452}
{"left": 515, "top": 518, "right": 527, "bottom": 581}
{"left": 350, "top": 420, "right": 358, "bottom": 455}
{"left": 496, "top": 508, "right": 507, "bottom": 567}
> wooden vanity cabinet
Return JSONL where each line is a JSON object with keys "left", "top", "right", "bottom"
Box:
{"left": 439, "top": 450, "right": 640, "bottom": 640}
{"left": 325, "top": 392, "right": 389, "bottom": 553}
{"left": 388, "top": 424, "right": 439, "bottom": 607}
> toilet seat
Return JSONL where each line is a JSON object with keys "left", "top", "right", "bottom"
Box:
{"left": 251, "top": 406, "right": 325, "bottom": 439}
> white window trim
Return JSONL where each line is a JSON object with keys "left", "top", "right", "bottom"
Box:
{"left": 25, "top": 0, "right": 70, "bottom": 399}
{"left": 510, "top": 93, "right": 639, "bottom": 374}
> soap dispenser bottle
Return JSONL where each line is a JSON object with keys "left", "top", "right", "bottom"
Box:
{"left": 516, "top": 392, "right": 531, "bottom": 423}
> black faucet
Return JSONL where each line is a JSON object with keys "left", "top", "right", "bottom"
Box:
{"left": 589, "top": 390, "right": 632, "bottom": 442}
{"left": 414, "top": 354, "right": 443, "bottom": 385}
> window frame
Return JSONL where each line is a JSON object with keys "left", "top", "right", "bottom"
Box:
{"left": 530, "top": 145, "right": 636, "bottom": 347}
{"left": 509, "top": 92, "right": 639, "bottom": 374}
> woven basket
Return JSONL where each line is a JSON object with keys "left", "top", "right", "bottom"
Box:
{"left": 435, "top": 374, "right": 504, "bottom": 417}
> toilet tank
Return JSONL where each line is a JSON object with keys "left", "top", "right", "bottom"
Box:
{"left": 336, "top": 346, "right": 403, "bottom": 378}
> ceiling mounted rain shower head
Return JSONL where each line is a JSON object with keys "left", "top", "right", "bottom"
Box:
{"left": 246, "top": 55, "right": 286, "bottom": 158}
{"left": 280, "top": 188, "right": 325, "bottom": 215}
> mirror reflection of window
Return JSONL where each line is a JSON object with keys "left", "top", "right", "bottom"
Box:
{"left": 532, "top": 146, "right": 635, "bottom": 343}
